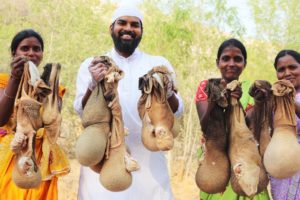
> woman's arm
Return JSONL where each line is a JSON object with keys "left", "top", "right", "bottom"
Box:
{"left": 196, "top": 100, "right": 216, "bottom": 133}
{"left": 0, "top": 56, "right": 26, "bottom": 126}
{"left": 0, "top": 77, "right": 21, "bottom": 126}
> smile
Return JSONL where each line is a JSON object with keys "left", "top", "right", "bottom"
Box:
{"left": 226, "top": 70, "right": 237, "bottom": 74}
{"left": 121, "top": 34, "right": 133, "bottom": 40}
{"left": 285, "top": 78, "right": 295, "bottom": 82}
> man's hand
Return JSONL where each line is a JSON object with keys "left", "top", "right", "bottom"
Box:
{"left": 88, "top": 57, "right": 108, "bottom": 91}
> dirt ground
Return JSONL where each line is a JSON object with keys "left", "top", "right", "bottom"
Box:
{"left": 58, "top": 159, "right": 199, "bottom": 200}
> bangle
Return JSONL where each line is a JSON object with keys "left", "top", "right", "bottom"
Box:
{"left": 3, "top": 89, "right": 15, "bottom": 99}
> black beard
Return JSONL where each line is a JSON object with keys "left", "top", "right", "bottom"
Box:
{"left": 111, "top": 31, "right": 142, "bottom": 55}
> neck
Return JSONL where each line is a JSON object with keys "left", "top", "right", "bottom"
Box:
{"left": 224, "top": 78, "right": 239, "bottom": 84}
{"left": 115, "top": 48, "right": 134, "bottom": 58}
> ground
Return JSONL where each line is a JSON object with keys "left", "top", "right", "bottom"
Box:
{"left": 58, "top": 159, "right": 199, "bottom": 200}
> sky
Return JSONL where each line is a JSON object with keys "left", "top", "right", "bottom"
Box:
{"left": 111, "top": 0, "right": 256, "bottom": 37}
{"left": 226, "top": 0, "right": 256, "bottom": 37}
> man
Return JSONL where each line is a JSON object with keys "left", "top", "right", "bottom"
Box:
{"left": 74, "top": 5, "right": 183, "bottom": 200}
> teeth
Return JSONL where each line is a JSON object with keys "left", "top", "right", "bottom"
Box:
{"left": 121, "top": 34, "right": 132, "bottom": 40}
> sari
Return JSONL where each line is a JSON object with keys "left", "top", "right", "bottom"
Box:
{"left": 0, "top": 73, "right": 70, "bottom": 200}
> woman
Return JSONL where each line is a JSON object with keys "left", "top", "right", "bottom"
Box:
{"left": 0, "top": 29, "right": 70, "bottom": 200}
{"left": 195, "top": 38, "right": 269, "bottom": 200}
{"left": 271, "top": 49, "right": 300, "bottom": 200}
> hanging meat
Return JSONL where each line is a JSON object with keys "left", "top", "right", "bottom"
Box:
{"left": 264, "top": 80, "right": 300, "bottom": 178}
{"left": 195, "top": 78, "right": 230, "bottom": 193}
{"left": 11, "top": 61, "right": 51, "bottom": 188}
{"left": 75, "top": 56, "right": 139, "bottom": 191}
{"left": 227, "top": 80, "right": 267, "bottom": 197}
{"left": 138, "top": 66, "right": 175, "bottom": 151}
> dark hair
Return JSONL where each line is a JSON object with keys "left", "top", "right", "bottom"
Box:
{"left": 274, "top": 50, "right": 300, "bottom": 69}
{"left": 10, "top": 29, "right": 44, "bottom": 55}
{"left": 217, "top": 38, "right": 247, "bottom": 63}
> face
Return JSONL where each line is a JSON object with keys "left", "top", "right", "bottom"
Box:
{"left": 217, "top": 46, "right": 246, "bottom": 82}
{"left": 13, "top": 37, "right": 43, "bottom": 66}
{"left": 276, "top": 54, "right": 300, "bottom": 90}
{"left": 110, "top": 16, "right": 142, "bottom": 56}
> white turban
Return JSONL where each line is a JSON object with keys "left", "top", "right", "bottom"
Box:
{"left": 111, "top": 5, "right": 143, "bottom": 24}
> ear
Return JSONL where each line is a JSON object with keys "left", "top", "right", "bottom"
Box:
{"left": 109, "top": 24, "right": 113, "bottom": 35}
{"left": 216, "top": 59, "right": 219, "bottom": 68}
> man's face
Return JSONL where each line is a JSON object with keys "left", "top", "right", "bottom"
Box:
{"left": 110, "top": 16, "right": 143, "bottom": 55}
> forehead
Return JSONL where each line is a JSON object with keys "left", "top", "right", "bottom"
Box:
{"left": 115, "top": 16, "right": 141, "bottom": 24}
{"left": 18, "top": 37, "right": 41, "bottom": 46}
{"left": 221, "top": 46, "right": 243, "bottom": 56}
{"left": 277, "top": 54, "right": 299, "bottom": 65}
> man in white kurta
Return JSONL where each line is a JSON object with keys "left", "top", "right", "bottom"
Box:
{"left": 73, "top": 6, "right": 183, "bottom": 200}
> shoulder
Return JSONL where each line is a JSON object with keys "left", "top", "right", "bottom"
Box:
{"left": 80, "top": 57, "right": 94, "bottom": 67}
{"left": 141, "top": 52, "right": 171, "bottom": 64}
{"left": 195, "top": 80, "right": 208, "bottom": 102}
{"left": 241, "top": 80, "right": 252, "bottom": 91}
{"left": 141, "top": 52, "right": 175, "bottom": 72}
{"left": 77, "top": 57, "right": 94, "bottom": 75}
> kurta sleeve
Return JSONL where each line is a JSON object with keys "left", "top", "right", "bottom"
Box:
{"left": 160, "top": 57, "right": 184, "bottom": 118}
{"left": 73, "top": 57, "right": 93, "bottom": 116}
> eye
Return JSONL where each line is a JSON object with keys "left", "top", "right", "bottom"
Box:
{"left": 276, "top": 66, "right": 284, "bottom": 72}
{"left": 288, "top": 65, "right": 298, "bottom": 70}
{"left": 33, "top": 46, "right": 42, "bottom": 52}
{"left": 234, "top": 56, "right": 243, "bottom": 62}
{"left": 117, "top": 20, "right": 127, "bottom": 26}
{"left": 221, "top": 55, "right": 230, "bottom": 62}
{"left": 20, "top": 46, "right": 29, "bottom": 51}
{"left": 131, "top": 22, "right": 141, "bottom": 28}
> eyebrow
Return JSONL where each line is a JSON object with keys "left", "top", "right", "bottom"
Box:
{"left": 117, "top": 19, "right": 141, "bottom": 25}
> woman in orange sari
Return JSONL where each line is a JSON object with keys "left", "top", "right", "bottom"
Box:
{"left": 0, "top": 29, "right": 70, "bottom": 200}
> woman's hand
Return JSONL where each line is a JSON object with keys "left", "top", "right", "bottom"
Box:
{"left": 230, "top": 84, "right": 243, "bottom": 100}
{"left": 221, "top": 79, "right": 243, "bottom": 100}
{"left": 10, "top": 56, "right": 27, "bottom": 80}
{"left": 10, "top": 132, "right": 28, "bottom": 153}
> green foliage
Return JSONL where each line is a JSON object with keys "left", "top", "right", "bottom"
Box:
{"left": 249, "top": 0, "right": 300, "bottom": 50}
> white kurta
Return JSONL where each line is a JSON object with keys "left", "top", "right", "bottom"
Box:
{"left": 73, "top": 48, "right": 184, "bottom": 200}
